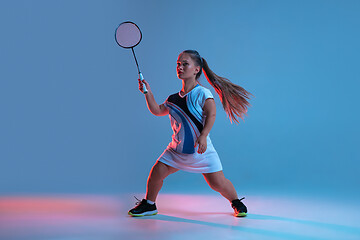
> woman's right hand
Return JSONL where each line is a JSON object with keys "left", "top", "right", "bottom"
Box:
{"left": 138, "top": 79, "right": 151, "bottom": 93}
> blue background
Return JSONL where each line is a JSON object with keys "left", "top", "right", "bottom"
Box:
{"left": 1, "top": 0, "right": 359, "bottom": 197}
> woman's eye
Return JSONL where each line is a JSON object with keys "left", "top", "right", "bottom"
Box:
{"left": 177, "top": 62, "right": 188, "bottom": 67}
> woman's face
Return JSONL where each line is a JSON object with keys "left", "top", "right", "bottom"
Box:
{"left": 176, "top": 53, "right": 200, "bottom": 80}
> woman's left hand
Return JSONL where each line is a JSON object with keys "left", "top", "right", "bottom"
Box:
{"left": 194, "top": 134, "right": 207, "bottom": 154}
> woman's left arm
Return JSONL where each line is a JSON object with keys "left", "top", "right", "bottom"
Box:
{"left": 194, "top": 98, "right": 216, "bottom": 154}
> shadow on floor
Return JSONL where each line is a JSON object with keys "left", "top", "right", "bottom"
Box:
{"left": 130, "top": 213, "right": 339, "bottom": 240}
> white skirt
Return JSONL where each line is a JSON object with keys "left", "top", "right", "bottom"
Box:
{"left": 157, "top": 140, "right": 223, "bottom": 173}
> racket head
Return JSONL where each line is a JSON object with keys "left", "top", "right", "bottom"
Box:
{"left": 115, "top": 21, "right": 142, "bottom": 48}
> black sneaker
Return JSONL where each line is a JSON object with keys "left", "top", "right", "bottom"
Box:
{"left": 231, "top": 197, "right": 247, "bottom": 217}
{"left": 128, "top": 197, "right": 158, "bottom": 217}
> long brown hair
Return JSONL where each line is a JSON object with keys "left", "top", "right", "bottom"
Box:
{"left": 182, "top": 50, "right": 253, "bottom": 124}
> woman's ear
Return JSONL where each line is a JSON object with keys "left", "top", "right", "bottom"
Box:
{"left": 195, "top": 66, "right": 200, "bottom": 74}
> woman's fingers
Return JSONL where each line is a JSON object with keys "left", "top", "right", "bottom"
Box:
{"left": 138, "top": 83, "right": 143, "bottom": 92}
{"left": 138, "top": 79, "right": 146, "bottom": 92}
{"left": 195, "top": 135, "right": 207, "bottom": 154}
{"left": 197, "top": 144, "right": 207, "bottom": 154}
{"left": 138, "top": 79, "right": 150, "bottom": 93}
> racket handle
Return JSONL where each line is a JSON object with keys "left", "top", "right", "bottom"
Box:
{"left": 139, "top": 72, "right": 148, "bottom": 94}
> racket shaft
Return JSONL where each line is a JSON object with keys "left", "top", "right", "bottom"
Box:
{"left": 131, "top": 48, "right": 147, "bottom": 94}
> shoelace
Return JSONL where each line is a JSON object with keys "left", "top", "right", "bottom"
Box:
{"left": 134, "top": 196, "right": 142, "bottom": 205}
{"left": 232, "top": 197, "right": 245, "bottom": 207}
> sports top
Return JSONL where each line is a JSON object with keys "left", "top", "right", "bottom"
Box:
{"left": 163, "top": 84, "right": 214, "bottom": 154}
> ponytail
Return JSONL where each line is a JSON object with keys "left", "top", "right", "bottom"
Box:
{"left": 202, "top": 58, "right": 252, "bottom": 123}
{"left": 182, "top": 50, "right": 253, "bottom": 124}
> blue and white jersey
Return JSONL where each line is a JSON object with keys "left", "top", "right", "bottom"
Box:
{"left": 164, "top": 84, "right": 214, "bottom": 154}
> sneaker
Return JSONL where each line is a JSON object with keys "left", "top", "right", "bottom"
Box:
{"left": 231, "top": 197, "right": 247, "bottom": 217}
{"left": 128, "top": 197, "right": 158, "bottom": 217}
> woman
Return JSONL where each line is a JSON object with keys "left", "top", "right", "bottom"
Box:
{"left": 128, "top": 50, "right": 252, "bottom": 217}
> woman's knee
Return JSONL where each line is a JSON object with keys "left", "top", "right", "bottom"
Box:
{"left": 204, "top": 172, "right": 226, "bottom": 191}
{"left": 148, "top": 161, "right": 178, "bottom": 181}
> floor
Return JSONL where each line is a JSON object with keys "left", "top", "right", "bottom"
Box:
{"left": 1, "top": 191, "right": 360, "bottom": 240}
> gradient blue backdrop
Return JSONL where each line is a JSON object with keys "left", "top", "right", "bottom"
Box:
{"left": 1, "top": 0, "right": 359, "bottom": 196}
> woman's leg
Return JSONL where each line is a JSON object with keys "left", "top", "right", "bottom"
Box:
{"left": 145, "top": 161, "right": 179, "bottom": 202}
{"left": 202, "top": 170, "right": 238, "bottom": 202}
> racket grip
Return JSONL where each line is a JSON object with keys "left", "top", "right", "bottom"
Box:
{"left": 139, "top": 72, "right": 148, "bottom": 94}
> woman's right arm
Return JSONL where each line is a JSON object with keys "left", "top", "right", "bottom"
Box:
{"left": 139, "top": 79, "right": 169, "bottom": 116}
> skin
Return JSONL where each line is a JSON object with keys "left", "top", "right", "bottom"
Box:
{"left": 138, "top": 53, "right": 239, "bottom": 204}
